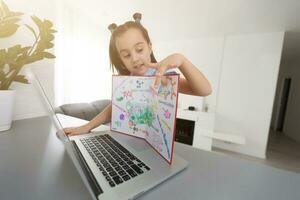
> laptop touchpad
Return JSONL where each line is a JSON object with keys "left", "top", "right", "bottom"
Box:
{"left": 125, "top": 139, "right": 150, "bottom": 152}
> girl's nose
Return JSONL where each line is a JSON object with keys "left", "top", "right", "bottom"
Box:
{"left": 131, "top": 52, "right": 139, "bottom": 63}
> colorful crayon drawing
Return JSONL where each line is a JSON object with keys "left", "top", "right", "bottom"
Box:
{"left": 163, "top": 108, "right": 171, "bottom": 119}
{"left": 111, "top": 75, "right": 179, "bottom": 164}
{"left": 126, "top": 101, "right": 155, "bottom": 130}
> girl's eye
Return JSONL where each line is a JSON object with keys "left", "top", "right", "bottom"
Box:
{"left": 123, "top": 54, "right": 130, "bottom": 58}
{"left": 137, "top": 48, "right": 143, "bottom": 53}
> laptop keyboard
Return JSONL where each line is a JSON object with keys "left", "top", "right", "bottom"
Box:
{"left": 80, "top": 134, "right": 151, "bottom": 187}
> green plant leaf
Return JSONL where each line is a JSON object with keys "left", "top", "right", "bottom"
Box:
{"left": 25, "top": 53, "right": 44, "bottom": 64}
{"left": 24, "top": 24, "right": 37, "bottom": 40}
{"left": 31, "top": 15, "right": 42, "bottom": 27}
{"left": 0, "top": 23, "right": 19, "bottom": 37}
{"left": 47, "top": 34, "right": 54, "bottom": 41}
{"left": 21, "top": 46, "right": 31, "bottom": 51}
{"left": 43, "top": 19, "right": 53, "bottom": 28}
{"left": 13, "top": 75, "right": 29, "bottom": 84}
{"left": 0, "top": 17, "right": 21, "bottom": 25}
{"left": 0, "top": 72, "right": 6, "bottom": 86}
{"left": 36, "top": 41, "right": 46, "bottom": 52}
{"left": 0, "top": 2, "right": 56, "bottom": 90}
{"left": 42, "top": 52, "right": 55, "bottom": 59}
{"left": 0, "top": 68, "right": 5, "bottom": 77}
{"left": 0, "top": 1, "right": 10, "bottom": 15}
{"left": 0, "top": 49, "right": 6, "bottom": 61}
{"left": 4, "top": 11, "right": 23, "bottom": 18}
{"left": 7, "top": 45, "right": 23, "bottom": 60}
{"left": 49, "top": 29, "right": 57, "bottom": 33}
{"left": 45, "top": 42, "right": 54, "bottom": 49}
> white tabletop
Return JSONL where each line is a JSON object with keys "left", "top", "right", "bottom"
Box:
{"left": 0, "top": 116, "right": 299, "bottom": 200}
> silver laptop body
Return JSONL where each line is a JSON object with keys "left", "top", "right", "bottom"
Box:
{"left": 27, "top": 69, "right": 188, "bottom": 200}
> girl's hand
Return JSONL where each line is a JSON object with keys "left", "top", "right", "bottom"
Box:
{"left": 64, "top": 124, "right": 92, "bottom": 136}
{"left": 147, "top": 53, "right": 185, "bottom": 87}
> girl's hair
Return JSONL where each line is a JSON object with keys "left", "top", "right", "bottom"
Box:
{"left": 108, "top": 14, "right": 157, "bottom": 75}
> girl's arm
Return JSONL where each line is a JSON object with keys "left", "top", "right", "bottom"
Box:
{"left": 149, "top": 53, "right": 212, "bottom": 96}
{"left": 86, "top": 102, "right": 112, "bottom": 130}
{"left": 64, "top": 103, "right": 112, "bottom": 136}
{"left": 178, "top": 54, "right": 212, "bottom": 96}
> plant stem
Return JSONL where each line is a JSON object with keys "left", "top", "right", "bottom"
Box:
{"left": 27, "top": 33, "right": 40, "bottom": 56}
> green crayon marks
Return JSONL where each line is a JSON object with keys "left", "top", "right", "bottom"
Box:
{"left": 115, "top": 121, "right": 121, "bottom": 127}
{"left": 116, "top": 96, "right": 124, "bottom": 101}
{"left": 126, "top": 101, "right": 154, "bottom": 127}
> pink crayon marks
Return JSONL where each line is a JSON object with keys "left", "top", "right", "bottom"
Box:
{"left": 123, "top": 90, "right": 132, "bottom": 99}
{"left": 163, "top": 108, "right": 171, "bottom": 119}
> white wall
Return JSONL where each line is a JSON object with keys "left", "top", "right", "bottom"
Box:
{"left": 155, "top": 33, "right": 285, "bottom": 158}
{"left": 155, "top": 37, "right": 225, "bottom": 112}
{"left": 212, "top": 32, "right": 284, "bottom": 158}
{"left": 0, "top": 0, "right": 57, "bottom": 120}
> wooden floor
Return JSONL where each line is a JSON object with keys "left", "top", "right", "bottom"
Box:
{"left": 212, "top": 130, "right": 300, "bottom": 173}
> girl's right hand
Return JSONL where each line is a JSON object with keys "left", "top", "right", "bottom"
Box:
{"left": 64, "top": 124, "right": 92, "bottom": 136}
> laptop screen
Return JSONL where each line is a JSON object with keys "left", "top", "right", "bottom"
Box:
{"left": 26, "top": 69, "right": 69, "bottom": 142}
{"left": 26, "top": 68, "right": 103, "bottom": 197}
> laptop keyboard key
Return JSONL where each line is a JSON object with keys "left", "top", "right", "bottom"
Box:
{"left": 106, "top": 167, "right": 113, "bottom": 172}
{"left": 123, "top": 165, "right": 130, "bottom": 170}
{"left": 109, "top": 171, "right": 117, "bottom": 177}
{"left": 122, "top": 175, "right": 131, "bottom": 181}
{"left": 131, "top": 164, "right": 144, "bottom": 174}
{"left": 118, "top": 170, "right": 126, "bottom": 176}
{"left": 127, "top": 161, "right": 134, "bottom": 165}
{"left": 126, "top": 169, "right": 137, "bottom": 177}
{"left": 108, "top": 181, "right": 115, "bottom": 187}
{"left": 112, "top": 176, "right": 123, "bottom": 185}
{"left": 114, "top": 166, "right": 121, "bottom": 172}
{"left": 137, "top": 163, "right": 143, "bottom": 167}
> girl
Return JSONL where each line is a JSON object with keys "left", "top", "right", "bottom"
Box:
{"left": 64, "top": 13, "right": 212, "bottom": 136}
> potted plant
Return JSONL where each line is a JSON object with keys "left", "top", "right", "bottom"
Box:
{"left": 0, "top": 1, "right": 56, "bottom": 131}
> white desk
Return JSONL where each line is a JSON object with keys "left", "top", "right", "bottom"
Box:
{"left": 1, "top": 116, "right": 300, "bottom": 200}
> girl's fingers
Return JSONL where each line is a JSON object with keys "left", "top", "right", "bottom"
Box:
{"left": 148, "top": 62, "right": 173, "bottom": 88}
{"left": 154, "top": 73, "right": 162, "bottom": 88}
{"left": 147, "top": 62, "right": 159, "bottom": 69}
{"left": 161, "top": 76, "right": 168, "bottom": 87}
{"left": 154, "top": 65, "right": 168, "bottom": 88}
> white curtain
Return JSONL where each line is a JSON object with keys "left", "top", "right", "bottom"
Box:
{"left": 54, "top": 1, "right": 112, "bottom": 107}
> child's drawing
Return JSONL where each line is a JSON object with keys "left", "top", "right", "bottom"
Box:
{"left": 111, "top": 75, "right": 179, "bottom": 164}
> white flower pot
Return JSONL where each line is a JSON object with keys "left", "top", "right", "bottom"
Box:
{"left": 0, "top": 90, "right": 16, "bottom": 132}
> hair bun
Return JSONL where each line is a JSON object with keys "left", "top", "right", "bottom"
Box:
{"left": 108, "top": 23, "right": 117, "bottom": 33}
{"left": 133, "top": 12, "right": 142, "bottom": 24}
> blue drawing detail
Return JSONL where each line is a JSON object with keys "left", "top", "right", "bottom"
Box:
{"left": 157, "top": 114, "right": 170, "bottom": 159}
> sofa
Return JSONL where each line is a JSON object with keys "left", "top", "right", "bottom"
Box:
{"left": 55, "top": 99, "right": 111, "bottom": 121}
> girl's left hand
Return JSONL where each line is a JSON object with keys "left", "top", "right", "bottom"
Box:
{"left": 147, "top": 53, "right": 185, "bottom": 87}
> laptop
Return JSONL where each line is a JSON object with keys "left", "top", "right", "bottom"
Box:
{"left": 27, "top": 69, "right": 188, "bottom": 200}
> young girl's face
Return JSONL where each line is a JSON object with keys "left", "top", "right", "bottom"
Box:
{"left": 115, "top": 28, "right": 152, "bottom": 75}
